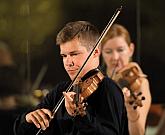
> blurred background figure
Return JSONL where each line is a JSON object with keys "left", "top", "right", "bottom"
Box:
{"left": 0, "top": 41, "right": 25, "bottom": 135}
{"left": 101, "top": 24, "right": 151, "bottom": 135}
{"left": 0, "top": 41, "right": 14, "bottom": 66}
{"left": 0, "top": 41, "right": 22, "bottom": 108}
{"left": 0, "top": 41, "right": 48, "bottom": 135}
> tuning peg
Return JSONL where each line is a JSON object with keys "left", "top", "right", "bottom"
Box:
{"left": 137, "top": 92, "right": 142, "bottom": 96}
{"left": 133, "top": 105, "right": 137, "bottom": 110}
{"left": 83, "top": 102, "right": 88, "bottom": 107}
{"left": 129, "top": 100, "right": 134, "bottom": 105}
{"left": 141, "top": 96, "right": 145, "bottom": 100}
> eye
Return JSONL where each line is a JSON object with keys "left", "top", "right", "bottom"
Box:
{"left": 117, "top": 48, "right": 124, "bottom": 52}
{"left": 60, "top": 54, "right": 67, "bottom": 58}
{"left": 70, "top": 53, "right": 78, "bottom": 56}
{"left": 104, "top": 49, "right": 112, "bottom": 54}
{"left": 70, "top": 52, "right": 81, "bottom": 56}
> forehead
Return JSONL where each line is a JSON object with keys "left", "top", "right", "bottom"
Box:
{"left": 60, "top": 38, "right": 88, "bottom": 54}
{"left": 103, "top": 36, "right": 128, "bottom": 49}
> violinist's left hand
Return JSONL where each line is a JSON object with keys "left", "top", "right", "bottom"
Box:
{"left": 123, "top": 87, "right": 134, "bottom": 109}
{"left": 123, "top": 87, "right": 144, "bottom": 110}
{"left": 122, "top": 87, "right": 141, "bottom": 122}
{"left": 63, "top": 92, "right": 76, "bottom": 116}
{"left": 63, "top": 92, "right": 86, "bottom": 117}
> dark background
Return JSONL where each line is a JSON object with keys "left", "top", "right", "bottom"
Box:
{"left": 0, "top": 0, "right": 164, "bottom": 103}
{"left": 44, "top": 0, "right": 165, "bottom": 103}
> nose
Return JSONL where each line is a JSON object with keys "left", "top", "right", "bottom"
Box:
{"left": 65, "top": 56, "right": 74, "bottom": 67}
{"left": 112, "top": 51, "right": 119, "bottom": 61}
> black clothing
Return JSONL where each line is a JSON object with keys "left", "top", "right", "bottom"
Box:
{"left": 0, "top": 107, "right": 28, "bottom": 135}
{"left": 14, "top": 77, "right": 129, "bottom": 135}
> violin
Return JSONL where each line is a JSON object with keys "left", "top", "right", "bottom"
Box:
{"left": 113, "top": 62, "right": 146, "bottom": 109}
{"left": 79, "top": 68, "right": 104, "bottom": 99}
{"left": 72, "top": 68, "right": 104, "bottom": 116}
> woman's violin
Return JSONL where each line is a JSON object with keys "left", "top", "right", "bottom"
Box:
{"left": 113, "top": 62, "right": 146, "bottom": 109}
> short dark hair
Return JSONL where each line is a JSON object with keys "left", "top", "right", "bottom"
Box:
{"left": 56, "top": 21, "right": 100, "bottom": 51}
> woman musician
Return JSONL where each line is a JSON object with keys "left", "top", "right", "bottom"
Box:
{"left": 101, "top": 24, "right": 151, "bottom": 135}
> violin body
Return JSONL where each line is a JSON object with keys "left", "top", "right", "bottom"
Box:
{"left": 80, "top": 69, "right": 105, "bottom": 99}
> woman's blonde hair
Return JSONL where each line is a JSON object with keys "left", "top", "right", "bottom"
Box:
{"left": 101, "top": 24, "right": 131, "bottom": 48}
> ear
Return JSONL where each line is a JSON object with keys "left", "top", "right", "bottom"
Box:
{"left": 129, "top": 43, "right": 134, "bottom": 57}
{"left": 93, "top": 47, "right": 100, "bottom": 57}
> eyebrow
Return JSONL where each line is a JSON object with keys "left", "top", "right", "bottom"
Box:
{"left": 60, "top": 50, "right": 81, "bottom": 56}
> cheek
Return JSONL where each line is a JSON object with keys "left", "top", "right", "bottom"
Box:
{"left": 76, "top": 60, "right": 82, "bottom": 67}
{"left": 75, "top": 56, "right": 86, "bottom": 67}
{"left": 120, "top": 54, "right": 130, "bottom": 65}
{"left": 80, "top": 55, "right": 89, "bottom": 64}
{"left": 63, "top": 59, "right": 66, "bottom": 66}
{"left": 102, "top": 53, "right": 110, "bottom": 61}
{"left": 102, "top": 53, "right": 108, "bottom": 61}
{"left": 102, "top": 55, "right": 111, "bottom": 66}
{"left": 63, "top": 59, "right": 68, "bottom": 65}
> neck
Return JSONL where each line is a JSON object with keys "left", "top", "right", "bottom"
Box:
{"left": 106, "top": 68, "right": 117, "bottom": 80}
{"left": 106, "top": 68, "right": 112, "bottom": 77}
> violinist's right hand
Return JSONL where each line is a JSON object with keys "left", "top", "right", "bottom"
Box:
{"left": 25, "top": 108, "right": 53, "bottom": 130}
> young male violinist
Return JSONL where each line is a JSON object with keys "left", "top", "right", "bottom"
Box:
{"left": 14, "top": 21, "right": 129, "bottom": 135}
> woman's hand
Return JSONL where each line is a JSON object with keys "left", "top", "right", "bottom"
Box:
{"left": 123, "top": 87, "right": 140, "bottom": 122}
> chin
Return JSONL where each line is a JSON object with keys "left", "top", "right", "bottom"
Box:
{"left": 69, "top": 75, "right": 76, "bottom": 80}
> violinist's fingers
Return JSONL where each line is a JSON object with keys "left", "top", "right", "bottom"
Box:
{"left": 123, "top": 87, "right": 131, "bottom": 98}
{"left": 82, "top": 102, "right": 87, "bottom": 110}
{"left": 25, "top": 108, "right": 52, "bottom": 130}
{"left": 36, "top": 109, "right": 51, "bottom": 129}
{"left": 63, "top": 92, "right": 76, "bottom": 116}
{"left": 122, "top": 87, "right": 135, "bottom": 107}
{"left": 63, "top": 92, "right": 76, "bottom": 102}
{"left": 78, "top": 103, "right": 87, "bottom": 116}
{"left": 41, "top": 108, "right": 53, "bottom": 119}
{"left": 33, "top": 110, "right": 48, "bottom": 130}
{"left": 80, "top": 96, "right": 84, "bottom": 103}
{"left": 123, "top": 87, "right": 130, "bottom": 96}
{"left": 26, "top": 113, "right": 40, "bottom": 128}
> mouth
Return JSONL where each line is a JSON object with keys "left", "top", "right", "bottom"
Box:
{"left": 67, "top": 69, "right": 78, "bottom": 75}
{"left": 111, "top": 63, "right": 119, "bottom": 68}
{"left": 111, "top": 63, "right": 121, "bottom": 71}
